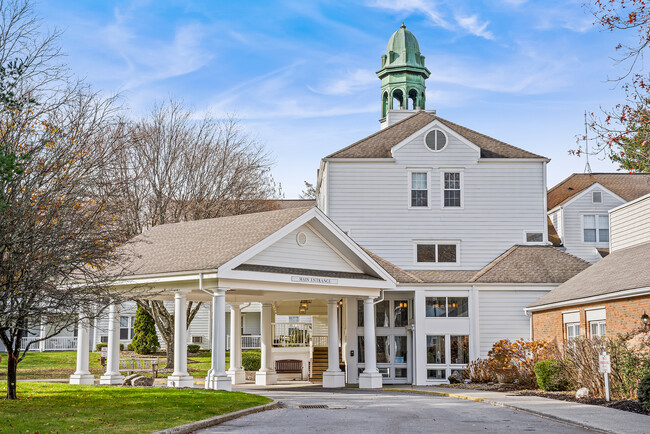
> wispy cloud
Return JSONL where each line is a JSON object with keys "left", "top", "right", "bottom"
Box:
{"left": 366, "top": 0, "right": 494, "bottom": 39}
{"left": 308, "top": 69, "right": 377, "bottom": 95}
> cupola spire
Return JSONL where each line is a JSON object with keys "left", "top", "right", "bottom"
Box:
{"left": 377, "top": 24, "right": 430, "bottom": 121}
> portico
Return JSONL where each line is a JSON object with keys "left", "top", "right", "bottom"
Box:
{"left": 70, "top": 206, "right": 396, "bottom": 389}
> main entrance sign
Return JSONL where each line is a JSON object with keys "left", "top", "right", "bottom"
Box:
{"left": 291, "top": 276, "right": 338, "bottom": 285}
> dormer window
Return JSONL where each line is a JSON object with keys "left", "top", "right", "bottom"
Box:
{"left": 592, "top": 191, "right": 602, "bottom": 203}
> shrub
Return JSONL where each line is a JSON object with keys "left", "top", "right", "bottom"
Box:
{"left": 187, "top": 344, "right": 201, "bottom": 353}
{"left": 487, "top": 339, "right": 556, "bottom": 388}
{"left": 95, "top": 342, "right": 124, "bottom": 351}
{"left": 468, "top": 358, "right": 492, "bottom": 383}
{"left": 131, "top": 304, "right": 160, "bottom": 355}
{"left": 126, "top": 343, "right": 134, "bottom": 352}
{"left": 638, "top": 374, "right": 650, "bottom": 410}
{"left": 534, "top": 359, "right": 568, "bottom": 391}
{"left": 242, "top": 350, "right": 261, "bottom": 371}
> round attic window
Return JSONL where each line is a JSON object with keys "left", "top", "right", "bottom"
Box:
{"left": 296, "top": 232, "right": 307, "bottom": 246}
{"left": 425, "top": 129, "right": 447, "bottom": 152}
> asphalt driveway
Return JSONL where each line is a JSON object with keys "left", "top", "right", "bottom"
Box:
{"left": 201, "top": 386, "right": 591, "bottom": 433}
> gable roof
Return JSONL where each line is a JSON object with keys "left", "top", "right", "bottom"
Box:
{"left": 116, "top": 207, "right": 313, "bottom": 277}
{"left": 326, "top": 111, "right": 545, "bottom": 160}
{"left": 547, "top": 173, "right": 650, "bottom": 210}
{"left": 527, "top": 242, "right": 650, "bottom": 309}
{"left": 364, "top": 245, "right": 588, "bottom": 284}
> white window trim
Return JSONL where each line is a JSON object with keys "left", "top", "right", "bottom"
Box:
{"left": 407, "top": 168, "right": 431, "bottom": 210}
{"left": 423, "top": 128, "right": 448, "bottom": 153}
{"left": 440, "top": 169, "right": 464, "bottom": 209}
{"left": 566, "top": 322, "right": 580, "bottom": 340}
{"left": 589, "top": 320, "right": 606, "bottom": 338}
{"left": 424, "top": 296, "right": 469, "bottom": 318}
{"left": 581, "top": 213, "right": 609, "bottom": 244}
{"left": 412, "top": 240, "right": 461, "bottom": 268}
{"left": 523, "top": 230, "right": 544, "bottom": 244}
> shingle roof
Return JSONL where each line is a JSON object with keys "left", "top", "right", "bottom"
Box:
{"left": 326, "top": 111, "right": 545, "bottom": 160}
{"left": 527, "top": 242, "right": 650, "bottom": 309}
{"left": 116, "top": 207, "right": 313, "bottom": 276}
{"left": 548, "top": 217, "right": 562, "bottom": 247}
{"left": 364, "top": 245, "right": 588, "bottom": 284}
{"left": 470, "top": 245, "right": 590, "bottom": 284}
{"left": 547, "top": 173, "right": 650, "bottom": 210}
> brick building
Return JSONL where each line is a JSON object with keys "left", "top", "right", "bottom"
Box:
{"left": 527, "top": 194, "right": 650, "bottom": 344}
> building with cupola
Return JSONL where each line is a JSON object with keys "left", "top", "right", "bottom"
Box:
{"left": 39, "top": 24, "right": 594, "bottom": 391}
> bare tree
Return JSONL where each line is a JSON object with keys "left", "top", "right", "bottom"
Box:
{"left": 113, "top": 100, "right": 279, "bottom": 368}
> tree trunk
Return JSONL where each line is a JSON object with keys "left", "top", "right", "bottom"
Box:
{"left": 6, "top": 349, "right": 19, "bottom": 400}
{"left": 166, "top": 337, "right": 174, "bottom": 371}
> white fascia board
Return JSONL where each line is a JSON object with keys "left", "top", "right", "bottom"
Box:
{"left": 391, "top": 119, "right": 482, "bottom": 156}
{"left": 111, "top": 272, "right": 218, "bottom": 287}
{"left": 609, "top": 192, "right": 650, "bottom": 214}
{"left": 478, "top": 158, "right": 550, "bottom": 163}
{"left": 558, "top": 182, "right": 626, "bottom": 210}
{"left": 218, "top": 207, "right": 396, "bottom": 287}
{"left": 524, "top": 286, "right": 650, "bottom": 313}
{"left": 321, "top": 158, "right": 396, "bottom": 163}
{"left": 217, "top": 275, "right": 384, "bottom": 296}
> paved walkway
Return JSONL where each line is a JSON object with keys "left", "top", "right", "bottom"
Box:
{"left": 381, "top": 386, "right": 650, "bottom": 434}
{"left": 201, "top": 386, "right": 591, "bottom": 433}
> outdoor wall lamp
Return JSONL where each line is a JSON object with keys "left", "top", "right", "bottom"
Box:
{"left": 642, "top": 311, "right": 649, "bottom": 327}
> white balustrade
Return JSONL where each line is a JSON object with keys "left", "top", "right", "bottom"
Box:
{"left": 312, "top": 335, "right": 328, "bottom": 347}
{"left": 272, "top": 322, "right": 311, "bottom": 347}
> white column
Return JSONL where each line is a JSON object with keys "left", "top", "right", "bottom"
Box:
{"left": 167, "top": 291, "right": 194, "bottom": 388}
{"left": 227, "top": 303, "right": 245, "bottom": 384}
{"left": 206, "top": 289, "right": 231, "bottom": 390}
{"left": 255, "top": 302, "right": 277, "bottom": 385}
{"left": 100, "top": 303, "right": 123, "bottom": 385}
{"left": 323, "top": 299, "right": 345, "bottom": 387}
{"left": 70, "top": 312, "right": 94, "bottom": 385}
{"left": 359, "top": 296, "right": 382, "bottom": 389}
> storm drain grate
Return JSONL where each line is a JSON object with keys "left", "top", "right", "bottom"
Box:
{"left": 299, "top": 404, "right": 329, "bottom": 409}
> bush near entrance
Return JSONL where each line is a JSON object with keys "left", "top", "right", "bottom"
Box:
{"left": 242, "top": 350, "right": 261, "bottom": 371}
{"left": 0, "top": 382, "right": 271, "bottom": 433}
{"left": 639, "top": 374, "right": 650, "bottom": 410}
{"left": 534, "top": 359, "right": 568, "bottom": 391}
{"left": 131, "top": 304, "right": 160, "bottom": 354}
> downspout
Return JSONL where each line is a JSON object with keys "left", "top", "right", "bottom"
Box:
{"left": 373, "top": 289, "right": 385, "bottom": 305}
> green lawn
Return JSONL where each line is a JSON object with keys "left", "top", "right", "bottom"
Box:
{"left": 0, "top": 382, "right": 271, "bottom": 433}
{"left": 0, "top": 351, "right": 230, "bottom": 380}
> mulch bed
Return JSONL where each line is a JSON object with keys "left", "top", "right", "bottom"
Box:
{"left": 439, "top": 383, "right": 649, "bottom": 415}
{"left": 517, "top": 390, "right": 649, "bottom": 415}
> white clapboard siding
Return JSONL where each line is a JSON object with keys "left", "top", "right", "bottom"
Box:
{"left": 324, "top": 125, "right": 546, "bottom": 270}
{"left": 245, "top": 224, "right": 357, "bottom": 272}
{"left": 242, "top": 312, "right": 261, "bottom": 335}
{"left": 561, "top": 188, "right": 625, "bottom": 263}
{"left": 312, "top": 315, "right": 328, "bottom": 337}
{"left": 187, "top": 302, "right": 211, "bottom": 348}
{"left": 478, "top": 289, "right": 549, "bottom": 357}
{"left": 549, "top": 209, "right": 563, "bottom": 241}
{"left": 610, "top": 195, "right": 650, "bottom": 252}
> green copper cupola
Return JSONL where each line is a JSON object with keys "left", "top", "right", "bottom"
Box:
{"left": 377, "top": 23, "right": 430, "bottom": 120}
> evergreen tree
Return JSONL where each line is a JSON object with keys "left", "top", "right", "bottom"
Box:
{"left": 131, "top": 304, "right": 160, "bottom": 355}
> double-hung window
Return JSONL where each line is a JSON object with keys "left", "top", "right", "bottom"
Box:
{"left": 583, "top": 214, "right": 609, "bottom": 243}
{"left": 120, "top": 315, "right": 135, "bottom": 340}
{"left": 590, "top": 320, "right": 606, "bottom": 338}
{"left": 566, "top": 323, "right": 580, "bottom": 340}
{"left": 410, "top": 172, "right": 428, "bottom": 207}
{"left": 443, "top": 172, "right": 462, "bottom": 207}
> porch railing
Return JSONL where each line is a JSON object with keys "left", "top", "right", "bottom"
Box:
{"left": 272, "top": 322, "right": 311, "bottom": 347}
{"left": 312, "top": 335, "right": 328, "bottom": 347}
{"left": 19, "top": 337, "right": 40, "bottom": 351}
{"left": 225, "top": 335, "right": 261, "bottom": 350}
{"left": 18, "top": 336, "right": 77, "bottom": 352}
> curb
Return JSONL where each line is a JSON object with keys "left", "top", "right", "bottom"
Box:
{"left": 155, "top": 400, "right": 282, "bottom": 434}
{"left": 374, "top": 388, "right": 608, "bottom": 433}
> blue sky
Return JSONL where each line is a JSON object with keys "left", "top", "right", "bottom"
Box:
{"left": 38, "top": 0, "right": 629, "bottom": 197}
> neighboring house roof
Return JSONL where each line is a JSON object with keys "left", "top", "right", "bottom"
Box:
{"left": 326, "top": 111, "right": 545, "bottom": 160}
{"left": 116, "top": 207, "right": 313, "bottom": 276}
{"left": 527, "top": 242, "right": 650, "bottom": 309}
{"left": 547, "top": 173, "right": 650, "bottom": 210}
{"left": 547, "top": 216, "right": 562, "bottom": 247}
{"left": 267, "top": 199, "right": 315, "bottom": 209}
{"left": 365, "top": 245, "right": 588, "bottom": 284}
